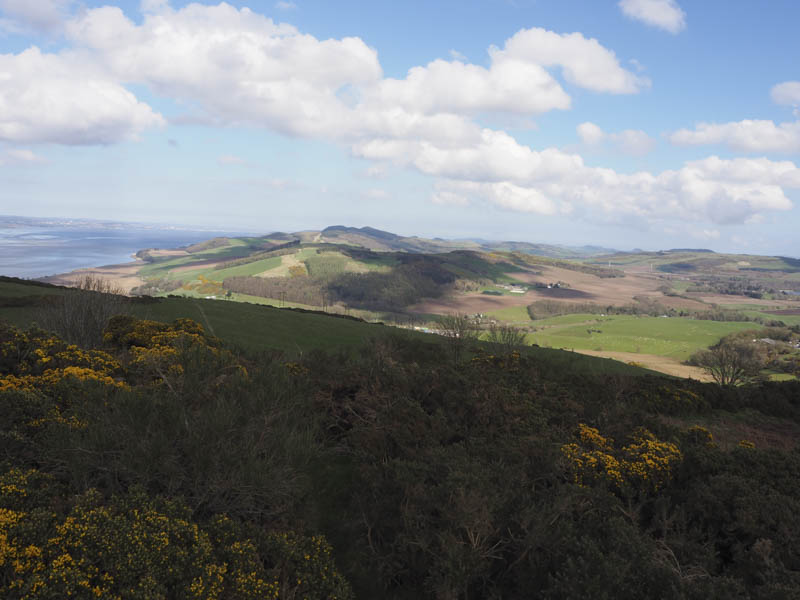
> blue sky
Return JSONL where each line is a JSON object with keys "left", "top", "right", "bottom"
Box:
{"left": 1, "top": 0, "right": 799, "bottom": 254}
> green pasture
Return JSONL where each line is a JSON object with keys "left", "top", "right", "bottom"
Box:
{"left": 530, "top": 313, "right": 614, "bottom": 326}
{"left": 208, "top": 256, "right": 282, "bottom": 279}
{"left": 128, "top": 297, "right": 390, "bottom": 354}
{"left": 528, "top": 315, "right": 754, "bottom": 360}
{"left": 137, "top": 240, "right": 260, "bottom": 280}
{"left": 486, "top": 305, "right": 532, "bottom": 322}
{"left": 138, "top": 256, "right": 205, "bottom": 280}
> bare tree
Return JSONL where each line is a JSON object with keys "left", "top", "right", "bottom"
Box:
{"left": 691, "top": 340, "right": 766, "bottom": 386}
{"left": 35, "top": 274, "right": 128, "bottom": 348}
{"left": 486, "top": 323, "right": 527, "bottom": 355}
{"left": 437, "top": 313, "right": 480, "bottom": 362}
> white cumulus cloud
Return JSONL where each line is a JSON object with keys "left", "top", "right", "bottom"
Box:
{"left": 0, "top": 47, "right": 165, "bottom": 145}
{"left": 3, "top": 3, "right": 647, "bottom": 150}
{"left": 2, "top": 1, "right": 794, "bottom": 232}
{"left": 619, "top": 0, "right": 686, "bottom": 34}
{"left": 65, "top": 4, "right": 382, "bottom": 139}
{"left": 370, "top": 56, "right": 571, "bottom": 117}
{"left": 500, "top": 28, "right": 648, "bottom": 94}
{"left": 355, "top": 126, "right": 797, "bottom": 225}
{"left": 670, "top": 119, "right": 800, "bottom": 153}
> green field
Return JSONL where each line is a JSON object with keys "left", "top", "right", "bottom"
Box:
{"left": 528, "top": 315, "right": 754, "bottom": 360}
{"left": 0, "top": 278, "right": 661, "bottom": 377}
{"left": 208, "top": 256, "right": 283, "bottom": 279}
{"left": 128, "top": 297, "right": 391, "bottom": 353}
{"left": 486, "top": 305, "right": 532, "bottom": 322}
{"left": 532, "top": 313, "right": 614, "bottom": 326}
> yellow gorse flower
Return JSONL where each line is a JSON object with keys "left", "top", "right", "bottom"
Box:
{"left": 562, "top": 424, "right": 682, "bottom": 494}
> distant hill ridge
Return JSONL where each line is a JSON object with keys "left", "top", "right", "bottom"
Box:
{"left": 274, "top": 226, "right": 618, "bottom": 258}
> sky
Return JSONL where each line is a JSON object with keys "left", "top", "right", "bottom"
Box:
{"left": 0, "top": 0, "right": 799, "bottom": 254}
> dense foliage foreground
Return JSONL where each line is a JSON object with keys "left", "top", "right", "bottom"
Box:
{"left": 2, "top": 316, "right": 800, "bottom": 599}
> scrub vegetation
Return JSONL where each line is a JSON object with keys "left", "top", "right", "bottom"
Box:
{"left": 2, "top": 277, "right": 800, "bottom": 598}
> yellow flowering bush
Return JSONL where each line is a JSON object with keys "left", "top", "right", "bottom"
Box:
{"left": 561, "top": 424, "right": 682, "bottom": 495}
{"left": 1, "top": 324, "right": 121, "bottom": 379}
{"left": 0, "top": 469, "right": 352, "bottom": 600}
{"left": 0, "top": 320, "right": 352, "bottom": 599}
{"left": 1, "top": 367, "right": 127, "bottom": 395}
{"left": 102, "top": 316, "right": 242, "bottom": 389}
{"left": 103, "top": 316, "right": 212, "bottom": 350}
{"left": 1, "top": 326, "right": 127, "bottom": 440}
{"left": 686, "top": 425, "right": 715, "bottom": 448}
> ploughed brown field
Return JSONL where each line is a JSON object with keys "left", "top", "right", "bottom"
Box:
{"left": 691, "top": 294, "right": 798, "bottom": 308}
{"left": 412, "top": 264, "right": 708, "bottom": 315}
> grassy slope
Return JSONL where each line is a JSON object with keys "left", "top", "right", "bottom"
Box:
{"left": 208, "top": 256, "right": 283, "bottom": 279}
{"left": 0, "top": 278, "right": 656, "bottom": 375}
{"left": 0, "top": 279, "right": 65, "bottom": 298}
{"left": 486, "top": 305, "right": 532, "bottom": 322}
{"left": 130, "top": 297, "right": 387, "bottom": 353}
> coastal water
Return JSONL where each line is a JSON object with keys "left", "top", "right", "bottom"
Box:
{"left": 0, "top": 217, "right": 250, "bottom": 279}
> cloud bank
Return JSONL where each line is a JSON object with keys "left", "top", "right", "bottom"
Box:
{"left": 0, "top": 1, "right": 794, "bottom": 230}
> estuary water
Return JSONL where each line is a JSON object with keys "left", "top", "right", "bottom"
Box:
{"left": 0, "top": 216, "right": 248, "bottom": 279}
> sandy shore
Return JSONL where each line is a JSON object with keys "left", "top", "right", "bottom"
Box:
{"left": 38, "top": 259, "right": 147, "bottom": 295}
{"left": 35, "top": 248, "right": 192, "bottom": 295}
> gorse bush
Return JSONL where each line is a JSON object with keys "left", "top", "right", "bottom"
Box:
{"left": 561, "top": 424, "right": 682, "bottom": 495}
{"left": 2, "top": 314, "right": 800, "bottom": 598}
{"left": 0, "top": 318, "right": 352, "bottom": 599}
{"left": 0, "top": 476, "right": 351, "bottom": 599}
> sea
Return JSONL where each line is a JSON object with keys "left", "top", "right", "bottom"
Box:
{"left": 0, "top": 216, "right": 252, "bottom": 279}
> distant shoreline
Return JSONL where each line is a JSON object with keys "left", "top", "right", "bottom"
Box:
{"left": 0, "top": 216, "right": 249, "bottom": 280}
{"left": 37, "top": 256, "right": 148, "bottom": 295}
